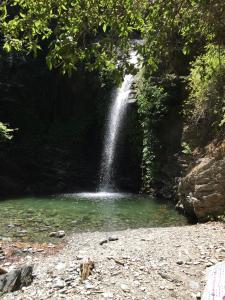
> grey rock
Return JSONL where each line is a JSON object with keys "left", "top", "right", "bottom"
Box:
{"left": 176, "top": 260, "right": 184, "bottom": 265}
{"left": 99, "top": 239, "right": 108, "bottom": 245}
{"left": 108, "top": 236, "right": 119, "bottom": 242}
{"left": 53, "top": 279, "right": 66, "bottom": 289}
{"left": 196, "top": 292, "right": 201, "bottom": 299}
{"left": 103, "top": 292, "right": 114, "bottom": 299}
{"left": 85, "top": 283, "right": 94, "bottom": 289}
{"left": 178, "top": 154, "right": 225, "bottom": 219}
{"left": 0, "top": 265, "right": 33, "bottom": 294}
{"left": 189, "top": 281, "right": 199, "bottom": 290}
{"left": 49, "top": 230, "right": 65, "bottom": 238}
{"left": 120, "top": 284, "right": 130, "bottom": 292}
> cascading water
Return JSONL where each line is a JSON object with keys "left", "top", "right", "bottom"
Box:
{"left": 99, "top": 51, "right": 138, "bottom": 192}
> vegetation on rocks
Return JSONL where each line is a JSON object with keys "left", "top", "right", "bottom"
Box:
{"left": 135, "top": 2, "right": 224, "bottom": 202}
{"left": 183, "top": 45, "right": 225, "bottom": 148}
{"left": 0, "top": 122, "right": 14, "bottom": 142}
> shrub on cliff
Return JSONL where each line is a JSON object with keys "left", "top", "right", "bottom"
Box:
{"left": 0, "top": 122, "right": 14, "bottom": 142}
{"left": 183, "top": 45, "right": 225, "bottom": 147}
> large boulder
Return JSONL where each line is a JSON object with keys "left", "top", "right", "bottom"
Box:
{"left": 177, "top": 144, "right": 225, "bottom": 220}
{"left": 0, "top": 265, "right": 33, "bottom": 295}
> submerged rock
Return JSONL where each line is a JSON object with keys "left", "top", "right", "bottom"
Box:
{"left": 49, "top": 230, "right": 65, "bottom": 238}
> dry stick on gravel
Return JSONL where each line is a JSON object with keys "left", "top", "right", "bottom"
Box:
{"left": 80, "top": 258, "right": 95, "bottom": 281}
{"left": 108, "top": 257, "right": 125, "bottom": 266}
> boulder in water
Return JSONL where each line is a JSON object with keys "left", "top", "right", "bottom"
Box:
{"left": 49, "top": 230, "right": 65, "bottom": 238}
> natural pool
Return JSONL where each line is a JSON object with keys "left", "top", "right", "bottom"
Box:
{"left": 0, "top": 193, "right": 187, "bottom": 242}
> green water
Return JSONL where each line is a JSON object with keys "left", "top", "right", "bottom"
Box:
{"left": 0, "top": 192, "right": 187, "bottom": 242}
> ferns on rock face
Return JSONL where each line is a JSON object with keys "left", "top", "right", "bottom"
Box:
{"left": 0, "top": 122, "right": 14, "bottom": 141}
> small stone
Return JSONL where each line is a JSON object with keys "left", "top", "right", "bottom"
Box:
{"left": 176, "top": 260, "right": 184, "bottom": 265}
{"left": 133, "top": 280, "right": 141, "bottom": 287}
{"left": 65, "top": 276, "right": 75, "bottom": 282}
{"left": 158, "top": 271, "right": 171, "bottom": 281}
{"left": 66, "top": 267, "right": 75, "bottom": 272}
{"left": 189, "top": 281, "right": 199, "bottom": 291}
{"left": 196, "top": 292, "right": 201, "bottom": 299}
{"left": 0, "top": 267, "right": 7, "bottom": 275}
{"left": 19, "top": 230, "right": 28, "bottom": 234}
{"left": 103, "top": 292, "right": 114, "bottom": 299}
{"left": 7, "top": 224, "right": 15, "bottom": 228}
{"left": 85, "top": 283, "right": 94, "bottom": 289}
{"left": 22, "top": 248, "right": 33, "bottom": 253}
{"left": 59, "top": 288, "right": 68, "bottom": 294}
{"left": 49, "top": 231, "right": 65, "bottom": 238}
{"left": 120, "top": 284, "right": 130, "bottom": 292}
{"left": 2, "top": 237, "right": 11, "bottom": 242}
{"left": 76, "top": 255, "right": 84, "bottom": 260}
{"left": 210, "top": 258, "right": 218, "bottom": 264}
{"left": 55, "top": 262, "right": 66, "bottom": 271}
{"left": 53, "top": 279, "right": 66, "bottom": 289}
{"left": 57, "top": 230, "right": 66, "bottom": 238}
{"left": 49, "top": 232, "right": 57, "bottom": 237}
{"left": 100, "top": 239, "right": 108, "bottom": 245}
{"left": 108, "top": 237, "right": 119, "bottom": 242}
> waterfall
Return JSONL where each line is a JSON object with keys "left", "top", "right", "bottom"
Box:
{"left": 99, "top": 51, "right": 138, "bottom": 192}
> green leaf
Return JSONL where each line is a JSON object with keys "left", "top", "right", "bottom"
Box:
{"left": 3, "top": 43, "right": 11, "bottom": 52}
{"left": 103, "top": 24, "right": 107, "bottom": 32}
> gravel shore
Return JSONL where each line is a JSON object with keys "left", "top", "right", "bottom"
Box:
{"left": 2, "top": 222, "right": 225, "bottom": 300}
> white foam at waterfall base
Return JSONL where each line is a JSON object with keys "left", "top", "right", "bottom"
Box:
{"left": 99, "top": 51, "right": 138, "bottom": 192}
{"left": 74, "top": 192, "right": 130, "bottom": 199}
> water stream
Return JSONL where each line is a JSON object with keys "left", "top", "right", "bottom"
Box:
{"left": 99, "top": 51, "right": 138, "bottom": 192}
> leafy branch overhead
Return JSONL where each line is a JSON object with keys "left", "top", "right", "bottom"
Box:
{"left": 0, "top": 0, "right": 146, "bottom": 75}
{"left": 0, "top": 0, "right": 224, "bottom": 75}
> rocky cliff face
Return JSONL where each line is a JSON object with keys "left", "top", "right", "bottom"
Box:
{"left": 177, "top": 142, "right": 225, "bottom": 220}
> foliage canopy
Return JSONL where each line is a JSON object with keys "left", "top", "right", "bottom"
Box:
{"left": 0, "top": 0, "right": 224, "bottom": 75}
